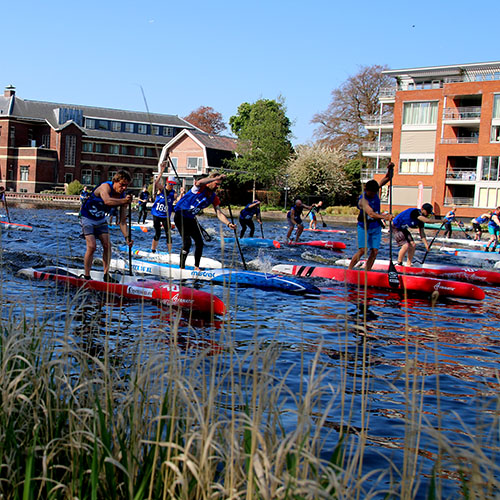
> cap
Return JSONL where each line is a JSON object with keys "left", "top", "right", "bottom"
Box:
{"left": 421, "top": 203, "right": 433, "bottom": 214}
{"left": 167, "top": 176, "right": 177, "bottom": 185}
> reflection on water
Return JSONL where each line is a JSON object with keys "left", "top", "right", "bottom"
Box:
{"left": 1, "top": 207, "right": 499, "bottom": 498}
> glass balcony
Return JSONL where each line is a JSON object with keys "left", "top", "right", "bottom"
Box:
{"left": 441, "top": 137, "right": 479, "bottom": 144}
{"left": 444, "top": 196, "right": 474, "bottom": 206}
{"left": 445, "top": 168, "right": 477, "bottom": 181}
{"left": 364, "top": 115, "right": 394, "bottom": 127}
{"left": 362, "top": 141, "right": 392, "bottom": 152}
{"left": 442, "top": 107, "right": 481, "bottom": 120}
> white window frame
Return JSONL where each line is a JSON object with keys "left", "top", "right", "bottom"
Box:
{"left": 402, "top": 101, "right": 439, "bottom": 126}
{"left": 163, "top": 127, "right": 173, "bottom": 137}
{"left": 124, "top": 123, "right": 134, "bottom": 133}
{"left": 82, "top": 142, "right": 93, "bottom": 152}
{"left": 399, "top": 156, "right": 434, "bottom": 175}
{"left": 152, "top": 125, "right": 160, "bottom": 135}
{"left": 65, "top": 135, "right": 77, "bottom": 166}
{"left": 186, "top": 157, "right": 203, "bottom": 172}
{"left": 111, "top": 121, "right": 121, "bottom": 132}
{"left": 138, "top": 124, "right": 147, "bottom": 134}
{"left": 81, "top": 169, "right": 92, "bottom": 184}
{"left": 20, "top": 166, "right": 29, "bottom": 181}
{"left": 109, "top": 144, "right": 120, "bottom": 154}
{"left": 135, "top": 147, "right": 145, "bottom": 156}
{"left": 85, "top": 118, "right": 95, "bottom": 129}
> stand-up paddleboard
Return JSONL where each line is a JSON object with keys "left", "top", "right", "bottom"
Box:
{"left": 0, "top": 221, "right": 33, "bottom": 231}
{"left": 109, "top": 223, "right": 148, "bottom": 233}
{"left": 431, "top": 236, "right": 484, "bottom": 248}
{"left": 118, "top": 246, "right": 222, "bottom": 269}
{"left": 109, "top": 258, "right": 321, "bottom": 296}
{"left": 271, "top": 264, "right": 485, "bottom": 301}
{"left": 223, "top": 237, "right": 280, "bottom": 249}
{"left": 305, "top": 228, "right": 347, "bottom": 234}
{"left": 18, "top": 266, "right": 226, "bottom": 316}
{"left": 335, "top": 258, "right": 500, "bottom": 287}
{"left": 439, "top": 247, "right": 500, "bottom": 261}
{"left": 287, "top": 240, "right": 346, "bottom": 250}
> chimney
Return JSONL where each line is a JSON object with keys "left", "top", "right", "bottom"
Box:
{"left": 4, "top": 85, "right": 15, "bottom": 98}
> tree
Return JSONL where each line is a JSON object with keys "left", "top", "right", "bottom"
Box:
{"left": 183, "top": 106, "right": 227, "bottom": 134}
{"left": 286, "top": 144, "right": 353, "bottom": 205}
{"left": 66, "top": 179, "right": 84, "bottom": 195}
{"left": 311, "top": 65, "right": 393, "bottom": 155}
{"left": 227, "top": 98, "right": 293, "bottom": 187}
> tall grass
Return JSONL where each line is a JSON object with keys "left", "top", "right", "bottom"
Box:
{"left": 0, "top": 282, "right": 498, "bottom": 499}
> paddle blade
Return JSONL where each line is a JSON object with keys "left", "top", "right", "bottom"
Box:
{"left": 388, "top": 261, "right": 400, "bottom": 289}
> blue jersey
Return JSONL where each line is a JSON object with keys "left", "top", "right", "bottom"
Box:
{"left": 357, "top": 193, "right": 381, "bottom": 230}
{"left": 80, "top": 189, "right": 90, "bottom": 205}
{"left": 393, "top": 208, "right": 422, "bottom": 230}
{"left": 488, "top": 214, "right": 500, "bottom": 230}
{"left": 151, "top": 189, "right": 176, "bottom": 218}
{"left": 174, "top": 185, "right": 219, "bottom": 219}
{"left": 473, "top": 214, "right": 489, "bottom": 225}
{"left": 138, "top": 191, "right": 149, "bottom": 205}
{"left": 80, "top": 181, "right": 124, "bottom": 221}
{"left": 287, "top": 204, "right": 303, "bottom": 223}
{"left": 240, "top": 203, "right": 260, "bottom": 220}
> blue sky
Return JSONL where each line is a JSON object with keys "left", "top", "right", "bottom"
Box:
{"left": 2, "top": 0, "right": 499, "bottom": 145}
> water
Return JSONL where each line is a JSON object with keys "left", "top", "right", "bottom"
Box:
{"left": 1, "top": 207, "right": 499, "bottom": 498}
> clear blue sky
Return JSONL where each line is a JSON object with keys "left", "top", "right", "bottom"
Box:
{"left": 2, "top": 0, "right": 499, "bottom": 145}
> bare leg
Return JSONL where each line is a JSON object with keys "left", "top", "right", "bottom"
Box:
{"left": 365, "top": 249, "right": 379, "bottom": 271}
{"left": 84, "top": 235, "right": 97, "bottom": 276}
{"left": 397, "top": 243, "right": 409, "bottom": 266}
{"left": 100, "top": 233, "right": 111, "bottom": 275}
{"left": 348, "top": 248, "right": 366, "bottom": 269}
{"left": 151, "top": 238, "right": 159, "bottom": 252}
{"left": 295, "top": 224, "right": 304, "bottom": 242}
{"left": 406, "top": 242, "right": 417, "bottom": 266}
{"left": 286, "top": 225, "right": 294, "bottom": 241}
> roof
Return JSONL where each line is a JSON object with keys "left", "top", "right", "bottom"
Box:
{"left": 383, "top": 61, "right": 500, "bottom": 79}
{"left": 164, "top": 128, "right": 237, "bottom": 152}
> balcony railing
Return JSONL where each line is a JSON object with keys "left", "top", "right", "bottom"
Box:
{"left": 442, "top": 107, "right": 481, "bottom": 120}
{"left": 363, "top": 115, "right": 394, "bottom": 127}
{"left": 441, "top": 137, "right": 479, "bottom": 144}
{"left": 362, "top": 141, "right": 392, "bottom": 152}
{"left": 379, "top": 87, "right": 396, "bottom": 99}
{"left": 444, "top": 197, "right": 474, "bottom": 206}
{"left": 446, "top": 169, "right": 477, "bottom": 181}
{"left": 361, "top": 168, "right": 387, "bottom": 181}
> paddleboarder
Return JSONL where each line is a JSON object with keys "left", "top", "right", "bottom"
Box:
{"left": 137, "top": 186, "right": 150, "bottom": 224}
{"left": 391, "top": 203, "right": 435, "bottom": 266}
{"left": 239, "top": 200, "right": 262, "bottom": 237}
{"left": 79, "top": 186, "right": 90, "bottom": 206}
{"left": 150, "top": 161, "right": 184, "bottom": 254}
{"left": 286, "top": 199, "right": 313, "bottom": 243}
{"left": 174, "top": 172, "right": 235, "bottom": 270}
{"left": 471, "top": 211, "right": 492, "bottom": 241}
{"left": 308, "top": 201, "right": 323, "bottom": 230}
{"left": 80, "top": 170, "right": 133, "bottom": 281}
{"left": 443, "top": 206, "right": 457, "bottom": 239}
{"left": 485, "top": 208, "right": 500, "bottom": 251}
{"left": 348, "top": 164, "right": 393, "bottom": 271}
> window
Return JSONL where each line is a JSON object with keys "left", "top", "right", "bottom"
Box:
{"left": 65, "top": 173, "right": 73, "bottom": 184}
{"left": 138, "top": 124, "right": 147, "bottom": 134}
{"left": 94, "top": 143, "right": 102, "bottom": 153}
{"left": 98, "top": 120, "right": 109, "bottom": 130}
{"left": 491, "top": 125, "right": 500, "bottom": 143}
{"left": 20, "top": 166, "right": 29, "bottom": 181}
{"left": 402, "top": 101, "right": 438, "bottom": 125}
{"left": 65, "top": 135, "right": 77, "bottom": 166}
{"left": 135, "top": 147, "right": 144, "bottom": 156}
{"left": 41, "top": 134, "right": 50, "bottom": 148}
{"left": 187, "top": 157, "right": 202, "bottom": 170}
{"left": 86, "top": 118, "right": 95, "bottom": 129}
{"left": 93, "top": 171, "right": 101, "bottom": 185}
{"left": 109, "top": 144, "right": 120, "bottom": 154}
{"left": 10, "top": 125, "right": 15, "bottom": 147}
{"left": 481, "top": 157, "right": 499, "bottom": 181}
{"left": 133, "top": 173, "right": 143, "bottom": 187}
{"left": 81, "top": 169, "right": 92, "bottom": 184}
{"left": 121, "top": 145, "right": 129, "bottom": 155}
{"left": 163, "top": 127, "right": 173, "bottom": 137}
{"left": 111, "top": 121, "right": 121, "bottom": 132}
{"left": 152, "top": 125, "right": 160, "bottom": 135}
{"left": 493, "top": 95, "right": 500, "bottom": 119}
{"left": 108, "top": 171, "right": 117, "bottom": 181}
{"left": 124, "top": 123, "right": 134, "bottom": 133}
{"left": 399, "top": 158, "right": 434, "bottom": 175}
{"left": 145, "top": 147, "right": 155, "bottom": 157}
{"left": 170, "top": 157, "right": 178, "bottom": 169}
{"left": 82, "top": 142, "right": 93, "bottom": 152}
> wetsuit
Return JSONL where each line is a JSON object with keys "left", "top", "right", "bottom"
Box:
{"left": 137, "top": 190, "right": 149, "bottom": 224}
{"left": 239, "top": 202, "right": 260, "bottom": 237}
{"left": 174, "top": 185, "right": 219, "bottom": 268}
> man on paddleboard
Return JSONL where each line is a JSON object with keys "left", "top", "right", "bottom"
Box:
{"left": 471, "top": 211, "right": 491, "bottom": 241}
{"left": 308, "top": 201, "right": 323, "bottom": 230}
{"left": 485, "top": 208, "right": 500, "bottom": 251}
{"left": 286, "top": 199, "right": 314, "bottom": 243}
{"left": 174, "top": 172, "right": 235, "bottom": 270}
{"left": 239, "top": 200, "right": 262, "bottom": 237}
{"left": 80, "top": 170, "right": 133, "bottom": 281}
{"left": 348, "top": 164, "right": 393, "bottom": 271}
{"left": 137, "top": 185, "right": 150, "bottom": 224}
{"left": 392, "top": 203, "right": 435, "bottom": 266}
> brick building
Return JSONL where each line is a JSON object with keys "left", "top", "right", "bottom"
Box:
{"left": 0, "top": 85, "right": 233, "bottom": 194}
{"left": 362, "top": 61, "right": 500, "bottom": 217}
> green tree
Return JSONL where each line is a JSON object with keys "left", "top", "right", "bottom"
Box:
{"left": 227, "top": 98, "right": 293, "bottom": 187}
{"left": 287, "top": 145, "right": 353, "bottom": 205}
{"left": 66, "top": 180, "right": 84, "bottom": 195}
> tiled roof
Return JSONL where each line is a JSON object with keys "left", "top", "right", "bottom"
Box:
{"left": 190, "top": 129, "right": 238, "bottom": 151}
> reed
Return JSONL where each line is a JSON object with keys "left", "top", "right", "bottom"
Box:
{"left": 0, "top": 279, "right": 497, "bottom": 499}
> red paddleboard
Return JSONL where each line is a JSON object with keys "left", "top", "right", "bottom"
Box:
{"left": 0, "top": 220, "right": 33, "bottom": 231}
{"left": 272, "top": 264, "right": 485, "bottom": 301}
{"left": 288, "top": 240, "right": 346, "bottom": 250}
{"left": 337, "top": 258, "right": 500, "bottom": 287}
{"left": 18, "top": 266, "right": 226, "bottom": 316}
{"left": 305, "top": 228, "right": 347, "bottom": 234}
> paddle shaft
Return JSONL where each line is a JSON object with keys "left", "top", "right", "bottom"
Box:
{"left": 128, "top": 201, "right": 133, "bottom": 276}
{"left": 3, "top": 192, "right": 11, "bottom": 223}
{"left": 454, "top": 219, "right": 472, "bottom": 239}
{"left": 421, "top": 221, "right": 447, "bottom": 264}
{"left": 227, "top": 204, "right": 247, "bottom": 270}
{"left": 387, "top": 168, "right": 400, "bottom": 288}
{"left": 260, "top": 220, "right": 264, "bottom": 238}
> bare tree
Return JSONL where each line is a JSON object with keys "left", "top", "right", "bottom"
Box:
{"left": 311, "top": 65, "right": 393, "bottom": 155}
{"left": 183, "top": 106, "right": 227, "bottom": 134}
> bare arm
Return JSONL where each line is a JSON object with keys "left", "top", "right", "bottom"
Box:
{"left": 196, "top": 174, "right": 226, "bottom": 187}
{"left": 378, "top": 162, "right": 394, "bottom": 188}
{"left": 214, "top": 206, "right": 236, "bottom": 229}
{"left": 97, "top": 184, "right": 132, "bottom": 207}
{"left": 154, "top": 161, "right": 168, "bottom": 192}
{"left": 359, "top": 198, "right": 392, "bottom": 221}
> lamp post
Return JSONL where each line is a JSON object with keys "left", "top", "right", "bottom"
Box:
{"left": 284, "top": 174, "right": 290, "bottom": 209}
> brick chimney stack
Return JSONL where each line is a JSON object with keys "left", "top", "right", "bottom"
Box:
{"left": 4, "top": 85, "right": 16, "bottom": 97}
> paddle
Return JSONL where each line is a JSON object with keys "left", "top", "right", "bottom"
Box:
{"left": 128, "top": 201, "right": 133, "bottom": 276}
{"left": 318, "top": 210, "right": 327, "bottom": 228}
{"left": 3, "top": 191, "right": 11, "bottom": 223}
{"left": 260, "top": 221, "right": 265, "bottom": 239}
{"left": 387, "top": 165, "right": 400, "bottom": 288}
{"left": 227, "top": 204, "right": 247, "bottom": 270}
{"left": 421, "top": 220, "right": 447, "bottom": 265}
{"left": 454, "top": 220, "right": 472, "bottom": 240}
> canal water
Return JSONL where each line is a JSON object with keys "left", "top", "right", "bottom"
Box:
{"left": 0, "top": 207, "right": 498, "bottom": 498}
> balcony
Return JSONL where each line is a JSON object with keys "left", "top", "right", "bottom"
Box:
{"left": 446, "top": 168, "right": 477, "bottom": 181}
{"left": 361, "top": 141, "right": 392, "bottom": 158}
{"left": 444, "top": 196, "right": 474, "bottom": 206}
{"left": 361, "top": 167, "right": 387, "bottom": 182}
{"left": 441, "top": 137, "right": 479, "bottom": 144}
{"left": 379, "top": 86, "right": 396, "bottom": 101}
{"left": 364, "top": 115, "right": 394, "bottom": 130}
{"left": 442, "top": 107, "right": 481, "bottom": 123}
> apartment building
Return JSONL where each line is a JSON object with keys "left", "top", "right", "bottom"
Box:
{"left": 0, "top": 85, "right": 233, "bottom": 194}
{"left": 362, "top": 61, "right": 500, "bottom": 217}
